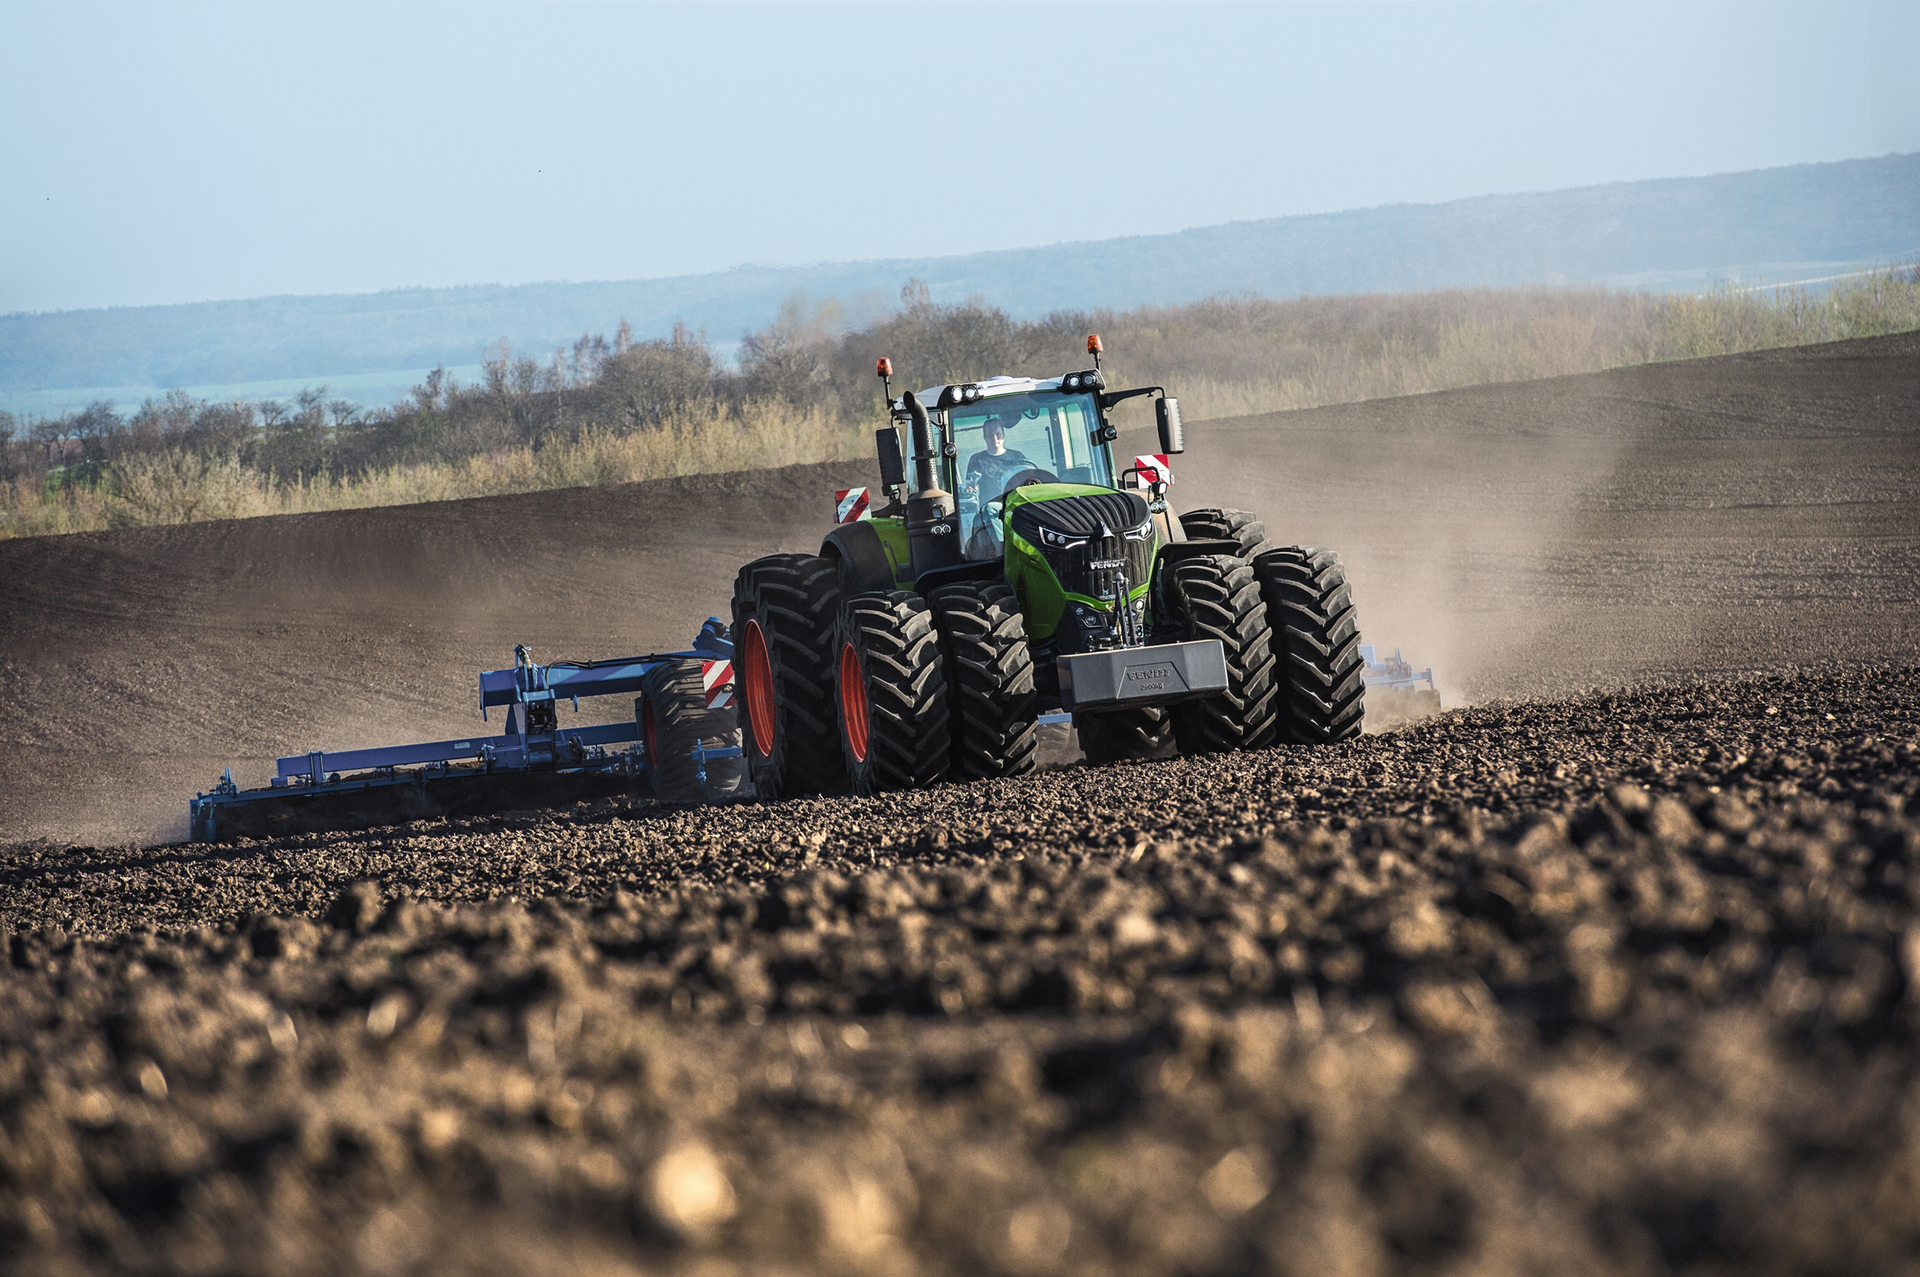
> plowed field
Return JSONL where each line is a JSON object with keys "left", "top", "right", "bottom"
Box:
{"left": 2, "top": 334, "right": 1917, "bottom": 1275}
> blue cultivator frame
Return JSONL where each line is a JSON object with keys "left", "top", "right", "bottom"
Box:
{"left": 189, "top": 620, "right": 743, "bottom": 842}
{"left": 1359, "top": 644, "right": 1438, "bottom": 697}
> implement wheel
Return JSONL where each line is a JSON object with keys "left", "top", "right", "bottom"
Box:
{"left": 731, "top": 553, "right": 849, "bottom": 799}
{"left": 641, "top": 660, "right": 744, "bottom": 803}
{"left": 1179, "top": 507, "right": 1273, "bottom": 561}
{"left": 928, "top": 580, "right": 1038, "bottom": 780}
{"left": 834, "top": 591, "right": 951, "bottom": 795}
{"left": 1254, "top": 545, "right": 1366, "bottom": 744}
{"left": 1167, "top": 553, "right": 1279, "bottom": 753}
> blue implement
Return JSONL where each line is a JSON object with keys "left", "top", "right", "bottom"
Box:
{"left": 189, "top": 618, "right": 740, "bottom": 841}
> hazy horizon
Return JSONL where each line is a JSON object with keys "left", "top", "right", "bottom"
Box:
{"left": 7, "top": 151, "right": 1917, "bottom": 320}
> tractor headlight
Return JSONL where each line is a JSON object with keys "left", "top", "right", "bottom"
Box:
{"left": 1124, "top": 517, "right": 1153, "bottom": 542}
{"left": 1036, "top": 524, "right": 1088, "bottom": 550}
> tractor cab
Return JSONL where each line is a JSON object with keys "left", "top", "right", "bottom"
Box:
{"left": 927, "top": 378, "right": 1115, "bottom": 559}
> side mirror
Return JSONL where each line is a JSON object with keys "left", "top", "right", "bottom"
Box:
{"left": 1156, "top": 397, "right": 1185, "bottom": 454}
{"left": 876, "top": 427, "right": 906, "bottom": 491}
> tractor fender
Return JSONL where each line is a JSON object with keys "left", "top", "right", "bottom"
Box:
{"left": 1155, "top": 538, "right": 1240, "bottom": 567}
{"left": 1150, "top": 538, "right": 1242, "bottom": 628}
{"left": 821, "top": 519, "right": 907, "bottom": 592}
{"left": 914, "top": 559, "right": 1006, "bottom": 595}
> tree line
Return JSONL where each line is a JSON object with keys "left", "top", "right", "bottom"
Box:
{"left": 6, "top": 266, "right": 1917, "bottom": 506}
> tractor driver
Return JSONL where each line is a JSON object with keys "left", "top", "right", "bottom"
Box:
{"left": 964, "top": 414, "right": 1035, "bottom": 505}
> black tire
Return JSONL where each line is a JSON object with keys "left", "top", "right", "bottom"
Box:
{"left": 1179, "top": 508, "right": 1273, "bottom": 560}
{"left": 731, "top": 554, "right": 849, "bottom": 799}
{"left": 1254, "top": 545, "right": 1366, "bottom": 744}
{"left": 640, "top": 660, "right": 745, "bottom": 803}
{"left": 1165, "top": 554, "right": 1279, "bottom": 754}
{"left": 834, "top": 591, "right": 951, "bottom": 795}
{"left": 1075, "top": 706, "right": 1178, "bottom": 765}
{"left": 928, "top": 581, "right": 1038, "bottom": 780}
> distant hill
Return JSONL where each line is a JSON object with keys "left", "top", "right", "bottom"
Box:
{"left": 4, "top": 153, "right": 1916, "bottom": 408}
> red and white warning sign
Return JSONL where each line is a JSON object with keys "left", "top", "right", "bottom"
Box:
{"left": 835, "top": 486, "right": 871, "bottom": 523}
{"left": 1134, "top": 454, "right": 1173, "bottom": 487}
{"left": 701, "top": 659, "right": 734, "bottom": 709}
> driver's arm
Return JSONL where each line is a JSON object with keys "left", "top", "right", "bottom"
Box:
{"left": 963, "top": 451, "right": 989, "bottom": 493}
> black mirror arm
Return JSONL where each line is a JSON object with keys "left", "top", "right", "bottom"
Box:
{"left": 1097, "top": 385, "right": 1166, "bottom": 411}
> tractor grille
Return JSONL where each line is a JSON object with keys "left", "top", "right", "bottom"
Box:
{"left": 1010, "top": 491, "right": 1156, "bottom": 607}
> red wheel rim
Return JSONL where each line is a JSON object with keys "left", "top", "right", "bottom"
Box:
{"left": 742, "top": 620, "right": 777, "bottom": 759}
{"left": 643, "top": 698, "right": 660, "bottom": 768}
{"left": 839, "top": 641, "right": 869, "bottom": 763}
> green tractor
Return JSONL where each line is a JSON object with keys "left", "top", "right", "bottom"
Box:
{"left": 730, "top": 335, "right": 1366, "bottom": 798}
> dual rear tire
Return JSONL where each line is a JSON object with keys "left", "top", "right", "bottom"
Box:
{"left": 732, "top": 554, "right": 848, "bottom": 800}
{"left": 833, "top": 591, "right": 951, "bottom": 795}
{"left": 733, "top": 560, "right": 1043, "bottom": 798}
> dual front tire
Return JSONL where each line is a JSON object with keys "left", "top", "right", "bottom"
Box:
{"left": 1180, "top": 508, "right": 1366, "bottom": 743}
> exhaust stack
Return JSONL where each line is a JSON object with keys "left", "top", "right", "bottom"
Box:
{"left": 901, "top": 390, "right": 960, "bottom": 575}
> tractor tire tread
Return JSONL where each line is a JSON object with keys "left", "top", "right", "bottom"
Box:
{"left": 1254, "top": 545, "right": 1366, "bottom": 744}
{"left": 731, "top": 553, "right": 848, "bottom": 798}
{"left": 837, "top": 591, "right": 951, "bottom": 793}
{"left": 641, "top": 660, "right": 745, "bottom": 803}
{"left": 1167, "top": 553, "right": 1279, "bottom": 753}
{"left": 928, "top": 580, "right": 1039, "bottom": 780}
{"left": 1179, "top": 507, "right": 1274, "bottom": 561}
{"left": 1076, "top": 705, "right": 1178, "bottom": 764}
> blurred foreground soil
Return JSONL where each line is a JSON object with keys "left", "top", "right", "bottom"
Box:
{"left": 3, "top": 669, "right": 1919, "bottom": 1275}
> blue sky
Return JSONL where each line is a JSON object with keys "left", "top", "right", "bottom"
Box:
{"left": 3, "top": 0, "right": 1916, "bottom": 314}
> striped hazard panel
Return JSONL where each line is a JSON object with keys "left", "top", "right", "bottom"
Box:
{"left": 701, "top": 659, "right": 734, "bottom": 709}
{"left": 835, "top": 486, "right": 871, "bottom": 523}
{"left": 1134, "top": 454, "right": 1173, "bottom": 486}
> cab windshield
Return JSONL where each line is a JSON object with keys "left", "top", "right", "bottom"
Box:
{"left": 950, "top": 391, "right": 1111, "bottom": 557}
